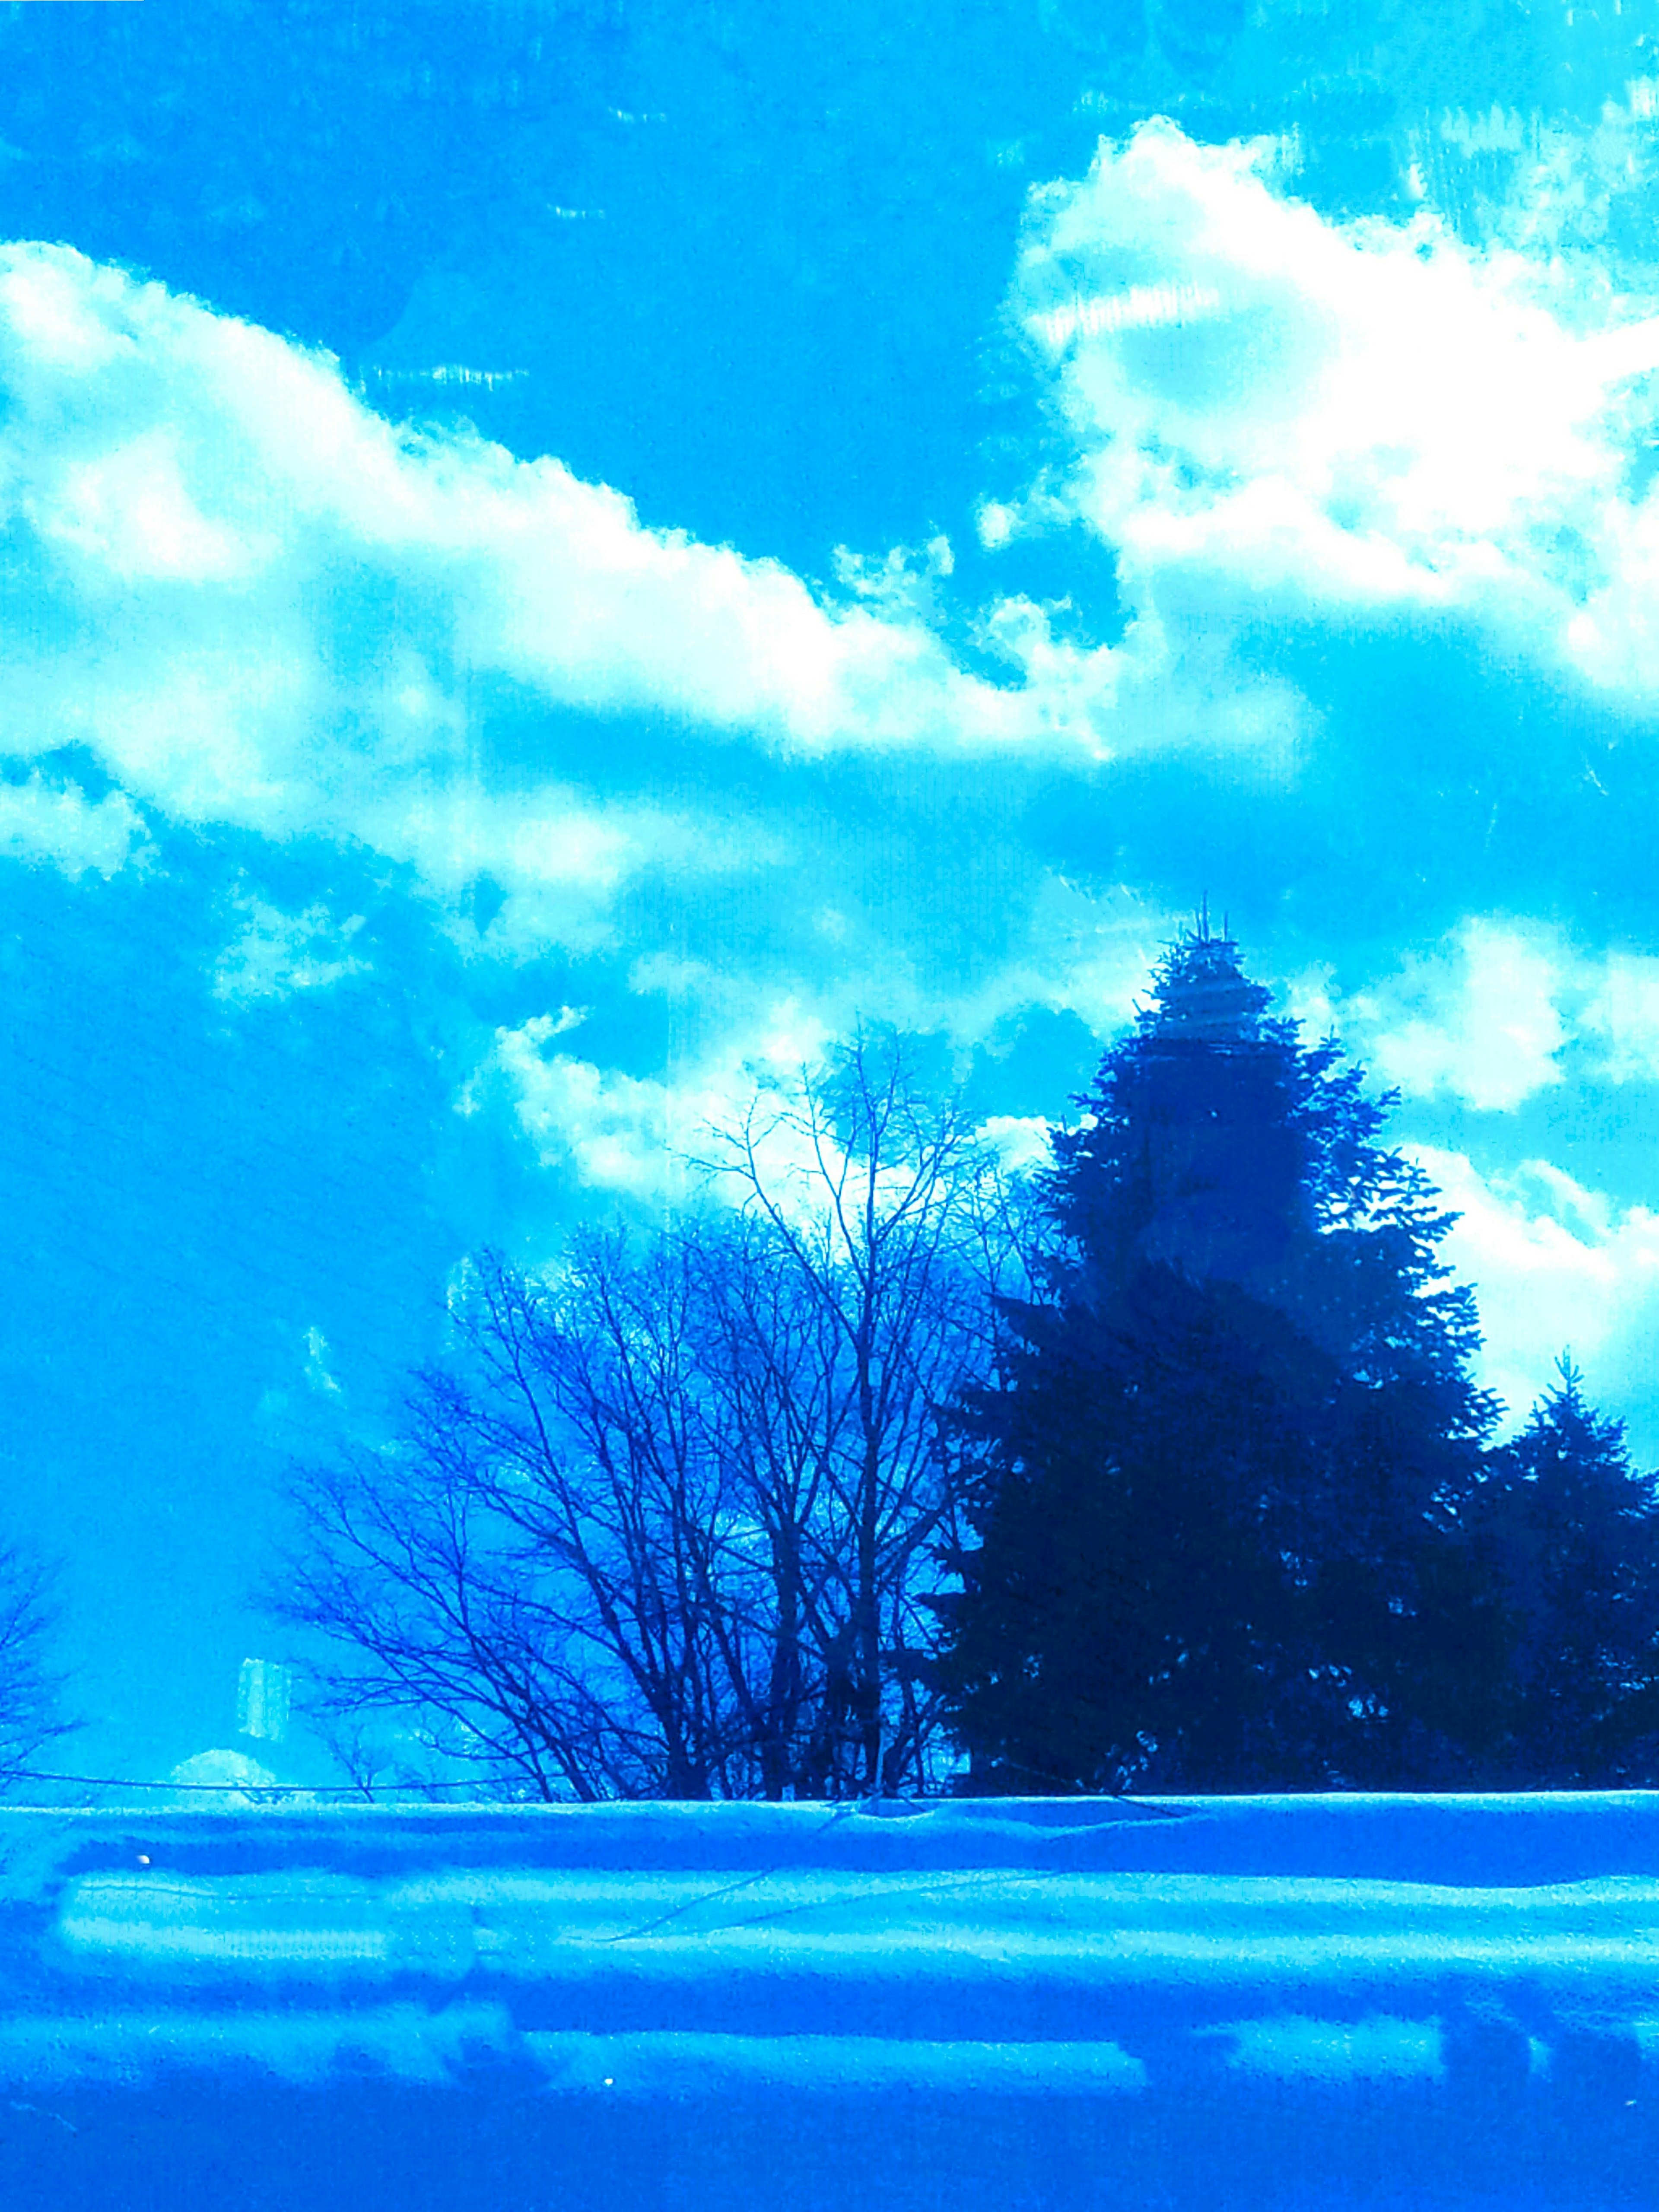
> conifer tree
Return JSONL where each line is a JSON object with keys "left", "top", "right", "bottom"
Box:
{"left": 1471, "top": 1360, "right": 1659, "bottom": 1786}
{"left": 933, "top": 920, "right": 1510, "bottom": 1793}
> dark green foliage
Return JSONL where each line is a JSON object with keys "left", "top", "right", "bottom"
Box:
{"left": 934, "top": 923, "right": 1513, "bottom": 1793}
{"left": 1471, "top": 1361, "right": 1659, "bottom": 1786}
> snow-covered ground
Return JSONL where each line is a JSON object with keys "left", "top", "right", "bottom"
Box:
{"left": 2, "top": 1792, "right": 1656, "bottom": 2208}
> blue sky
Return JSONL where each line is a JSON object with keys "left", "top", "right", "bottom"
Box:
{"left": 6, "top": 0, "right": 1659, "bottom": 1782}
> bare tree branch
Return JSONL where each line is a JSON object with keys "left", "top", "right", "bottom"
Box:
{"left": 273, "top": 1031, "right": 1035, "bottom": 1799}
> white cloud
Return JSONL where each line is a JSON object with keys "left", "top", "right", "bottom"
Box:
{"left": 0, "top": 247, "right": 1120, "bottom": 928}
{"left": 476, "top": 979, "right": 1075, "bottom": 1213}
{"left": 1582, "top": 951, "right": 1659, "bottom": 1084}
{"left": 1009, "top": 118, "right": 1659, "bottom": 706}
{"left": 459, "top": 869, "right": 1178, "bottom": 1218}
{"left": 0, "top": 771, "right": 151, "bottom": 880}
{"left": 1412, "top": 1144, "right": 1659, "bottom": 1445}
{"left": 520, "top": 1056, "right": 686, "bottom": 1197}
{"left": 302, "top": 1325, "right": 345, "bottom": 1401}
{"left": 45, "top": 425, "right": 258, "bottom": 583}
{"left": 1329, "top": 918, "right": 1572, "bottom": 1112}
{"left": 480, "top": 984, "right": 855, "bottom": 1198}
{"left": 1293, "top": 917, "right": 1659, "bottom": 1113}
{"left": 210, "top": 889, "right": 369, "bottom": 1005}
{"left": 483, "top": 1020, "right": 718, "bottom": 1200}
{"left": 972, "top": 591, "right": 1309, "bottom": 765}
{"left": 831, "top": 533, "right": 955, "bottom": 626}
{"left": 0, "top": 241, "right": 1283, "bottom": 1027}
{"left": 975, "top": 1114, "right": 1053, "bottom": 1175}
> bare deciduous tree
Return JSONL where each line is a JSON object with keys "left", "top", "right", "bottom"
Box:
{"left": 0, "top": 1541, "right": 74, "bottom": 1788}
{"left": 273, "top": 1031, "right": 1035, "bottom": 1799}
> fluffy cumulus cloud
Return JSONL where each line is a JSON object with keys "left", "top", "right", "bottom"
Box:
{"left": 0, "top": 246, "right": 1103, "bottom": 896}
{"left": 1306, "top": 919, "right": 1572, "bottom": 1112}
{"left": 483, "top": 1020, "right": 694, "bottom": 1200}
{"left": 0, "top": 241, "right": 1219, "bottom": 1209}
{"left": 471, "top": 1002, "right": 841, "bottom": 1202}
{"left": 1291, "top": 918, "right": 1659, "bottom": 1113}
{"left": 1003, "top": 116, "right": 1659, "bottom": 709}
{"left": 13, "top": 165, "right": 1659, "bottom": 1265}
{"left": 1415, "top": 1144, "right": 1659, "bottom": 1450}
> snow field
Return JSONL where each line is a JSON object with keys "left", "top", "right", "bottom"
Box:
{"left": 1, "top": 1794, "right": 1657, "bottom": 2207}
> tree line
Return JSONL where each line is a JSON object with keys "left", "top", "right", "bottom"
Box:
{"left": 6, "top": 922, "right": 1655, "bottom": 1800}
{"left": 270, "top": 924, "right": 1659, "bottom": 1799}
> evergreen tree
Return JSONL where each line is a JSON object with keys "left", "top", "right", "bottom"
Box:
{"left": 1471, "top": 1360, "right": 1659, "bottom": 1786}
{"left": 933, "top": 921, "right": 1510, "bottom": 1793}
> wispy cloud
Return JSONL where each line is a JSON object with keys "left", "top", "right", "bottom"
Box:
{"left": 210, "top": 888, "right": 369, "bottom": 1006}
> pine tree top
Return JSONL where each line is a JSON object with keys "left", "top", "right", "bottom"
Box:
{"left": 1138, "top": 921, "right": 1274, "bottom": 1050}
{"left": 1513, "top": 1354, "right": 1636, "bottom": 1484}
{"left": 1037, "top": 919, "right": 1491, "bottom": 1417}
